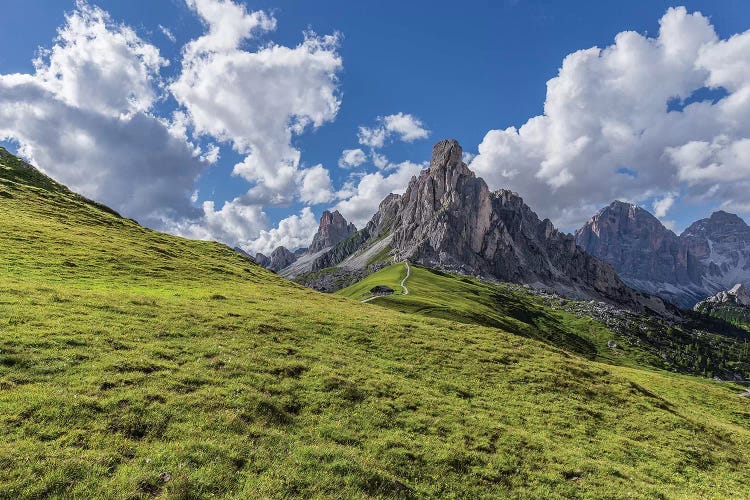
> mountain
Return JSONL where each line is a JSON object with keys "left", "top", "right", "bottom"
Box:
{"left": 267, "top": 246, "right": 298, "bottom": 272}
{"left": 576, "top": 203, "right": 750, "bottom": 308}
{"left": 389, "top": 140, "right": 662, "bottom": 310}
{"left": 696, "top": 283, "right": 750, "bottom": 309}
{"left": 249, "top": 211, "right": 356, "bottom": 274}
{"left": 3, "top": 145, "right": 750, "bottom": 497}
{"left": 253, "top": 251, "right": 272, "bottom": 268}
{"left": 280, "top": 195, "right": 398, "bottom": 286}
{"left": 682, "top": 211, "right": 750, "bottom": 292}
{"left": 694, "top": 284, "right": 750, "bottom": 333}
{"left": 308, "top": 210, "right": 357, "bottom": 252}
{"left": 289, "top": 139, "right": 664, "bottom": 313}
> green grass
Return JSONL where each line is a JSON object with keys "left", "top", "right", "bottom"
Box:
{"left": 338, "top": 262, "right": 408, "bottom": 300}
{"left": 3, "top": 147, "right": 750, "bottom": 498}
{"left": 340, "top": 264, "right": 654, "bottom": 367}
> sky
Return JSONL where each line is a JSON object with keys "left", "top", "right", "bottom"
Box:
{"left": 2, "top": 0, "right": 750, "bottom": 254}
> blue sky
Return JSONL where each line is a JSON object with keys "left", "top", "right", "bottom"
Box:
{"left": 2, "top": 0, "right": 750, "bottom": 253}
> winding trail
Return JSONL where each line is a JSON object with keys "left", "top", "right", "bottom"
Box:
{"left": 400, "top": 261, "right": 410, "bottom": 295}
{"left": 360, "top": 261, "right": 410, "bottom": 303}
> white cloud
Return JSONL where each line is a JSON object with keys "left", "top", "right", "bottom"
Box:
{"left": 200, "top": 143, "right": 220, "bottom": 163}
{"left": 338, "top": 148, "right": 366, "bottom": 168}
{"left": 0, "top": 1, "right": 204, "bottom": 228}
{"left": 159, "top": 24, "right": 177, "bottom": 43}
{"left": 335, "top": 160, "right": 423, "bottom": 227}
{"left": 653, "top": 193, "right": 677, "bottom": 218}
{"left": 371, "top": 150, "right": 389, "bottom": 169}
{"left": 358, "top": 112, "right": 429, "bottom": 148}
{"left": 171, "top": 0, "right": 342, "bottom": 204}
{"left": 0, "top": 0, "right": 344, "bottom": 255}
{"left": 383, "top": 112, "right": 429, "bottom": 142}
{"left": 172, "top": 198, "right": 268, "bottom": 245}
{"left": 357, "top": 125, "right": 388, "bottom": 149}
{"left": 470, "top": 6, "right": 750, "bottom": 229}
{"left": 184, "top": 0, "right": 276, "bottom": 55}
{"left": 33, "top": 1, "right": 167, "bottom": 118}
{"left": 298, "top": 164, "right": 334, "bottom": 204}
{"left": 242, "top": 207, "right": 319, "bottom": 255}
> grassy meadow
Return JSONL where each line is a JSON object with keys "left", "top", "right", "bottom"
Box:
{"left": 2, "top": 147, "right": 750, "bottom": 498}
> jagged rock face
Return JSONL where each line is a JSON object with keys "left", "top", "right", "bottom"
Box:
{"left": 577, "top": 205, "right": 750, "bottom": 308}
{"left": 292, "top": 194, "right": 403, "bottom": 276}
{"left": 365, "top": 193, "right": 402, "bottom": 237}
{"left": 308, "top": 210, "right": 357, "bottom": 253}
{"left": 695, "top": 284, "right": 750, "bottom": 310}
{"left": 575, "top": 201, "right": 687, "bottom": 283}
{"left": 268, "top": 246, "right": 297, "bottom": 272}
{"left": 254, "top": 252, "right": 271, "bottom": 268}
{"left": 682, "top": 211, "right": 750, "bottom": 291}
{"left": 575, "top": 202, "right": 706, "bottom": 307}
{"left": 389, "top": 139, "right": 655, "bottom": 310}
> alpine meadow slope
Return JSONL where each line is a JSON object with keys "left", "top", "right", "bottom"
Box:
{"left": 2, "top": 146, "right": 750, "bottom": 497}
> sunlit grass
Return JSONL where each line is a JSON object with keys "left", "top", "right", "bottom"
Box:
{"left": 2, "top": 147, "right": 750, "bottom": 498}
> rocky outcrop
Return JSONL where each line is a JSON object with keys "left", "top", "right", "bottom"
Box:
{"left": 254, "top": 252, "right": 271, "bottom": 268}
{"left": 281, "top": 194, "right": 403, "bottom": 281}
{"left": 575, "top": 201, "right": 686, "bottom": 283}
{"left": 681, "top": 211, "right": 750, "bottom": 292}
{"left": 267, "top": 246, "right": 297, "bottom": 272}
{"left": 388, "top": 139, "right": 662, "bottom": 311}
{"left": 577, "top": 204, "right": 750, "bottom": 308}
{"left": 695, "top": 284, "right": 750, "bottom": 310}
{"left": 308, "top": 210, "right": 357, "bottom": 253}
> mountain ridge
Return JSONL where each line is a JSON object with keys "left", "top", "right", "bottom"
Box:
{"left": 282, "top": 140, "right": 666, "bottom": 314}
{"left": 576, "top": 201, "right": 750, "bottom": 308}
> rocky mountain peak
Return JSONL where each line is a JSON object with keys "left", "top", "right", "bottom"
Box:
{"left": 710, "top": 210, "right": 746, "bottom": 224}
{"left": 577, "top": 199, "right": 750, "bottom": 308}
{"left": 309, "top": 210, "right": 357, "bottom": 253}
{"left": 429, "top": 139, "right": 464, "bottom": 172}
{"left": 388, "top": 139, "right": 659, "bottom": 311}
{"left": 683, "top": 210, "right": 750, "bottom": 239}
{"left": 424, "top": 139, "right": 475, "bottom": 200}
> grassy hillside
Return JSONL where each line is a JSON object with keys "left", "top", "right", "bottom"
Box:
{"left": 2, "top": 147, "right": 750, "bottom": 498}
{"left": 339, "top": 263, "right": 649, "bottom": 367}
{"left": 340, "top": 263, "right": 750, "bottom": 378}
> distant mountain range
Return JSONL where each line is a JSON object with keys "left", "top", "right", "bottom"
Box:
{"left": 246, "top": 138, "right": 750, "bottom": 312}
{"left": 576, "top": 202, "right": 750, "bottom": 308}
{"left": 249, "top": 140, "right": 667, "bottom": 313}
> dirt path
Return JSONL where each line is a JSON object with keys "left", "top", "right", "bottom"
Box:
{"left": 400, "top": 261, "right": 410, "bottom": 295}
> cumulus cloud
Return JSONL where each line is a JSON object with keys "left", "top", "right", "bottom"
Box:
{"left": 0, "top": 1, "right": 204, "bottom": 227}
{"left": 358, "top": 112, "right": 429, "bottom": 148}
{"left": 298, "top": 164, "right": 334, "bottom": 204}
{"left": 171, "top": 198, "right": 268, "bottom": 246}
{"left": 469, "top": 6, "right": 750, "bottom": 229}
{"left": 0, "top": 0, "right": 345, "bottom": 253}
{"left": 33, "top": 1, "right": 167, "bottom": 118}
{"left": 338, "top": 148, "right": 367, "bottom": 168}
{"left": 171, "top": 0, "right": 341, "bottom": 204}
{"left": 653, "top": 193, "right": 677, "bottom": 218}
{"left": 242, "top": 207, "right": 319, "bottom": 255}
{"left": 335, "top": 160, "right": 424, "bottom": 227}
